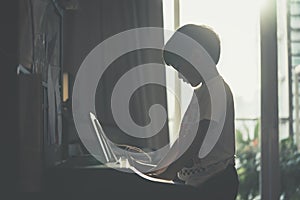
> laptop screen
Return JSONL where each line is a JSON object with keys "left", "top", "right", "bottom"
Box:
{"left": 90, "top": 112, "right": 118, "bottom": 163}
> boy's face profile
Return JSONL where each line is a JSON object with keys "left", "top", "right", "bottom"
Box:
{"left": 177, "top": 64, "right": 203, "bottom": 87}
{"left": 163, "top": 51, "right": 203, "bottom": 87}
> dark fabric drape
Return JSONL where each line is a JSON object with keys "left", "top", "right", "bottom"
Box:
{"left": 63, "top": 0, "right": 169, "bottom": 151}
{"left": 18, "top": 0, "right": 63, "bottom": 167}
{"left": 18, "top": 74, "right": 43, "bottom": 191}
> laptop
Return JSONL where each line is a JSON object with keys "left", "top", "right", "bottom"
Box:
{"left": 89, "top": 112, "right": 175, "bottom": 184}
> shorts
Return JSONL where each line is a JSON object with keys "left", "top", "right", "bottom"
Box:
{"left": 194, "top": 164, "right": 239, "bottom": 200}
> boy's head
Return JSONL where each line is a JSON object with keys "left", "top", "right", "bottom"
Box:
{"left": 163, "top": 24, "right": 221, "bottom": 87}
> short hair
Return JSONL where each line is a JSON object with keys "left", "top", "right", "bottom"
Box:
{"left": 163, "top": 24, "right": 221, "bottom": 66}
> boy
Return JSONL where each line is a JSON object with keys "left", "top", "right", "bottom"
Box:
{"left": 151, "top": 24, "right": 239, "bottom": 200}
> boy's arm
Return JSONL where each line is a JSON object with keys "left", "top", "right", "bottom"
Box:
{"left": 150, "top": 119, "right": 213, "bottom": 180}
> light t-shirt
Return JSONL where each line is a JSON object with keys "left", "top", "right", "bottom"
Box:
{"left": 177, "top": 75, "right": 235, "bottom": 187}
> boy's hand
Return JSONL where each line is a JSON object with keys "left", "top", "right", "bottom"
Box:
{"left": 147, "top": 166, "right": 168, "bottom": 177}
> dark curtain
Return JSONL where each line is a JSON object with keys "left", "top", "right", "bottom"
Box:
{"left": 18, "top": 0, "right": 63, "bottom": 168}
{"left": 63, "top": 0, "right": 169, "bottom": 151}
